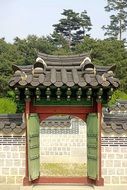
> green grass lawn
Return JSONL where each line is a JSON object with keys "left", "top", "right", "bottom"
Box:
{"left": 40, "top": 163, "right": 87, "bottom": 177}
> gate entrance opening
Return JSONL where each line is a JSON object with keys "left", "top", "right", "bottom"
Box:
{"left": 9, "top": 53, "right": 120, "bottom": 186}
{"left": 40, "top": 115, "right": 87, "bottom": 178}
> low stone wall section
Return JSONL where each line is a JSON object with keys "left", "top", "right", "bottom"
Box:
{"left": 0, "top": 134, "right": 25, "bottom": 184}
{"left": 0, "top": 113, "right": 127, "bottom": 185}
{"left": 102, "top": 133, "right": 127, "bottom": 184}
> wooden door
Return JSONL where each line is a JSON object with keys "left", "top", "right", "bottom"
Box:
{"left": 27, "top": 113, "right": 40, "bottom": 181}
{"left": 87, "top": 113, "right": 99, "bottom": 180}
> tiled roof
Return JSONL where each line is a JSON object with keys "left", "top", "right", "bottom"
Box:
{"left": 102, "top": 114, "right": 127, "bottom": 134}
{"left": 41, "top": 115, "right": 71, "bottom": 128}
{"left": 0, "top": 114, "right": 25, "bottom": 134}
{"left": 9, "top": 53, "right": 120, "bottom": 89}
{"left": 103, "top": 100, "right": 127, "bottom": 134}
{"left": 0, "top": 114, "right": 71, "bottom": 134}
{"left": 106, "top": 100, "right": 127, "bottom": 112}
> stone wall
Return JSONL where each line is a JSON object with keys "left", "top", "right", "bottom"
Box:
{"left": 0, "top": 134, "right": 25, "bottom": 185}
{"left": 102, "top": 132, "right": 127, "bottom": 184}
{"left": 0, "top": 114, "right": 127, "bottom": 185}
{"left": 40, "top": 118, "right": 87, "bottom": 163}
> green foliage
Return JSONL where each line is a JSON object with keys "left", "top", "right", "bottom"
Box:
{"left": 48, "top": 31, "right": 70, "bottom": 53}
{"left": 108, "top": 90, "right": 127, "bottom": 106}
{"left": 7, "top": 90, "right": 15, "bottom": 101}
{"left": 102, "top": 0, "right": 127, "bottom": 40}
{"left": 16, "top": 102, "right": 25, "bottom": 113}
{"left": 52, "top": 9, "right": 92, "bottom": 48}
{"left": 13, "top": 35, "right": 56, "bottom": 65}
{"left": 0, "top": 98, "right": 17, "bottom": 114}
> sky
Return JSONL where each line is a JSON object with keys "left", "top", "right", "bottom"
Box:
{"left": 0, "top": 0, "right": 109, "bottom": 43}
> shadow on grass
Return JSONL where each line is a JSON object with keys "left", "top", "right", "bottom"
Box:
{"left": 40, "top": 163, "right": 87, "bottom": 176}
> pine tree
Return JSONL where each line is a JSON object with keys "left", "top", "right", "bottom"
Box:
{"left": 72, "top": 10, "right": 92, "bottom": 46}
{"left": 102, "top": 0, "right": 127, "bottom": 40}
{"left": 52, "top": 9, "right": 92, "bottom": 48}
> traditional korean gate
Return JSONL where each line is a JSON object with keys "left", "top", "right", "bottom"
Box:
{"left": 23, "top": 103, "right": 103, "bottom": 186}
{"left": 9, "top": 52, "right": 119, "bottom": 186}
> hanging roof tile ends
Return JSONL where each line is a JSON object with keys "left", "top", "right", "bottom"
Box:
{"left": 102, "top": 100, "right": 127, "bottom": 134}
{"left": 9, "top": 53, "right": 120, "bottom": 89}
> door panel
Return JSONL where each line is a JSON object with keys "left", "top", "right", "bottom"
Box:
{"left": 87, "top": 113, "right": 98, "bottom": 180}
{"left": 27, "top": 113, "right": 40, "bottom": 181}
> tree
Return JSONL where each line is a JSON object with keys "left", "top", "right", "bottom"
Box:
{"left": 72, "top": 10, "right": 92, "bottom": 46}
{"left": 48, "top": 31, "right": 70, "bottom": 51}
{"left": 75, "top": 36, "right": 127, "bottom": 92}
{"left": 0, "top": 38, "right": 20, "bottom": 96}
{"left": 52, "top": 9, "right": 92, "bottom": 48}
{"left": 102, "top": 0, "right": 127, "bottom": 40}
{"left": 108, "top": 90, "right": 127, "bottom": 106}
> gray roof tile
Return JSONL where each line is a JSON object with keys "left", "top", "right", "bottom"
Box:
{"left": 9, "top": 53, "right": 120, "bottom": 89}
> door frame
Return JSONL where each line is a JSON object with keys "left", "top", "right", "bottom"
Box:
{"left": 23, "top": 100, "right": 104, "bottom": 186}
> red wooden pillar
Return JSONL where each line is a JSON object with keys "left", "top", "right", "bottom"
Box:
{"left": 23, "top": 100, "right": 32, "bottom": 186}
{"left": 96, "top": 101, "right": 104, "bottom": 186}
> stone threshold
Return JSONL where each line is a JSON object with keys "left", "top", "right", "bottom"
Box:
{"left": 1, "top": 185, "right": 127, "bottom": 190}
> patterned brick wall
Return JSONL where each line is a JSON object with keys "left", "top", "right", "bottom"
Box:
{"left": 0, "top": 120, "right": 127, "bottom": 185}
{"left": 102, "top": 133, "right": 127, "bottom": 184}
{"left": 0, "top": 134, "right": 25, "bottom": 185}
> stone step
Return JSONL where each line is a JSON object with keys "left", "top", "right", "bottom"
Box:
{"left": 20, "top": 185, "right": 127, "bottom": 190}
{"left": 32, "top": 185, "right": 93, "bottom": 190}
